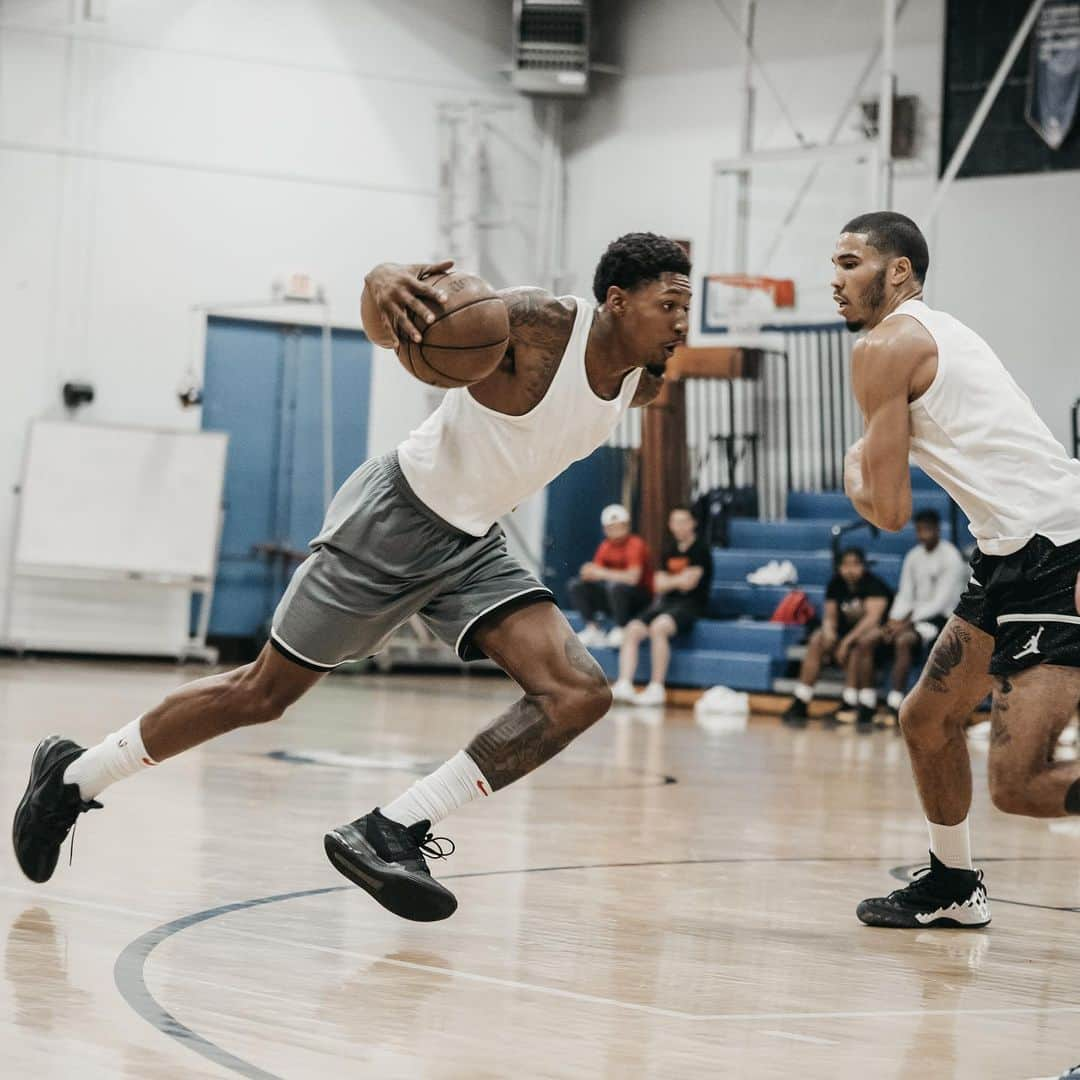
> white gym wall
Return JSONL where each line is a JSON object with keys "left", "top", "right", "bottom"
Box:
{"left": 2, "top": 0, "right": 1078, "bottom": 617}
{"left": 0, "top": 0, "right": 544, "bottom": 609}
{"left": 563, "top": 0, "right": 1080, "bottom": 448}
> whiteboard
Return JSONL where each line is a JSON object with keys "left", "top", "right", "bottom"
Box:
{"left": 14, "top": 421, "right": 228, "bottom": 580}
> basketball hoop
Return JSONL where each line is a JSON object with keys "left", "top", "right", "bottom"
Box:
{"left": 702, "top": 274, "right": 796, "bottom": 335}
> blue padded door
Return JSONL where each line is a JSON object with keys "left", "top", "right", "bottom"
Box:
{"left": 201, "top": 317, "right": 372, "bottom": 639}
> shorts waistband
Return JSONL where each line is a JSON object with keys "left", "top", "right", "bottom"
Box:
{"left": 377, "top": 451, "right": 478, "bottom": 542}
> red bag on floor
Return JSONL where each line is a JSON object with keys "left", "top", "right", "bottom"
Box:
{"left": 770, "top": 589, "right": 815, "bottom": 625}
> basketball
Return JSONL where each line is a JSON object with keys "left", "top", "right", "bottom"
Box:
{"left": 396, "top": 271, "right": 509, "bottom": 388}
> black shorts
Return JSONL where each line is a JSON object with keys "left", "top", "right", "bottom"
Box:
{"left": 637, "top": 596, "right": 705, "bottom": 636}
{"left": 954, "top": 534, "right": 1080, "bottom": 675}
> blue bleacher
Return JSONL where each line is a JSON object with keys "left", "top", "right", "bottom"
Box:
{"left": 710, "top": 550, "right": 902, "bottom": 589}
{"left": 708, "top": 583, "right": 826, "bottom": 619}
{"left": 727, "top": 518, "right": 920, "bottom": 555}
{"left": 570, "top": 466, "right": 962, "bottom": 694}
{"left": 589, "top": 645, "right": 779, "bottom": 692}
{"left": 786, "top": 489, "right": 953, "bottom": 524}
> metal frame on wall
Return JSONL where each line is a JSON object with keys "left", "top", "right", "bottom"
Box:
{"left": 609, "top": 322, "right": 858, "bottom": 523}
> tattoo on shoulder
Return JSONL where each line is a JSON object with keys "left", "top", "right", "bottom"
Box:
{"left": 924, "top": 621, "right": 972, "bottom": 693}
{"left": 501, "top": 288, "right": 572, "bottom": 352}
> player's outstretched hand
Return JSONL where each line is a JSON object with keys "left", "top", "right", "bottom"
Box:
{"left": 363, "top": 260, "right": 454, "bottom": 346}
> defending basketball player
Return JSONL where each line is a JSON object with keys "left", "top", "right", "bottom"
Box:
{"left": 832, "top": 211, "right": 1080, "bottom": 928}
{"left": 13, "top": 233, "right": 691, "bottom": 922}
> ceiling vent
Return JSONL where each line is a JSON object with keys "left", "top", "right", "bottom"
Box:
{"left": 512, "top": 1, "right": 590, "bottom": 97}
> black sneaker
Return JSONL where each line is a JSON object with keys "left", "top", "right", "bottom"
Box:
{"left": 324, "top": 808, "right": 457, "bottom": 922}
{"left": 13, "top": 736, "right": 102, "bottom": 883}
{"left": 856, "top": 703, "right": 876, "bottom": 728}
{"left": 857, "top": 853, "right": 990, "bottom": 928}
{"left": 781, "top": 698, "right": 808, "bottom": 725}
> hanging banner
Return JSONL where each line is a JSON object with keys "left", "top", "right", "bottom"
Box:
{"left": 1026, "top": 0, "right": 1080, "bottom": 150}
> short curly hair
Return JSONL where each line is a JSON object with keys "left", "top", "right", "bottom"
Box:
{"left": 592, "top": 232, "right": 691, "bottom": 303}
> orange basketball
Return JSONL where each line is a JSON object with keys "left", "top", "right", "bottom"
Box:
{"left": 396, "top": 271, "right": 509, "bottom": 389}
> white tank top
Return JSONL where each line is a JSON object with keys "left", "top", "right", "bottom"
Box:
{"left": 397, "top": 297, "right": 642, "bottom": 537}
{"left": 887, "top": 298, "right": 1080, "bottom": 556}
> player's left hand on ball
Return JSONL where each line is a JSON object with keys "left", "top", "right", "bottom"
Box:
{"left": 365, "top": 261, "right": 454, "bottom": 346}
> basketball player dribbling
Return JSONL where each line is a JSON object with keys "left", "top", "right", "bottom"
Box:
{"left": 13, "top": 233, "right": 692, "bottom": 922}
{"left": 832, "top": 212, "right": 1080, "bottom": 928}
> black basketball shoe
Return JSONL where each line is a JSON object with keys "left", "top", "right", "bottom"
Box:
{"left": 13, "top": 736, "right": 102, "bottom": 883}
{"left": 781, "top": 698, "right": 809, "bottom": 725}
{"left": 324, "top": 808, "right": 458, "bottom": 922}
{"left": 856, "top": 703, "right": 876, "bottom": 728}
{"left": 857, "top": 853, "right": 990, "bottom": 928}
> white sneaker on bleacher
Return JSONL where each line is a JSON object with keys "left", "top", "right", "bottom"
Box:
{"left": 746, "top": 559, "right": 798, "bottom": 586}
{"left": 746, "top": 560, "right": 778, "bottom": 585}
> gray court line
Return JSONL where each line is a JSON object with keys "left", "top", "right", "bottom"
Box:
{"left": 113, "top": 855, "right": 1080, "bottom": 1079}
{"left": 114, "top": 886, "right": 345, "bottom": 1080}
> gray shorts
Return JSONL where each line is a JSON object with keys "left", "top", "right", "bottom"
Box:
{"left": 270, "top": 451, "right": 553, "bottom": 670}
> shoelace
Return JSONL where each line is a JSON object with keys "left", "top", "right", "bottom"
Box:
{"left": 42, "top": 798, "right": 102, "bottom": 867}
{"left": 417, "top": 833, "right": 455, "bottom": 860}
{"left": 893, "top": 864, "right": 984, "bottom": 900}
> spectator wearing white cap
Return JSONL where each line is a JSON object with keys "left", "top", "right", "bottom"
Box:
{"left": 569, "top": 504, "right": 653, "bottom": 647}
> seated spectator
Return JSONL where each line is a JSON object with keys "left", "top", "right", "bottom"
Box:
{"left": 569, "top": 504, "right": 652, "bottom": 647}
{"left": 613, "top": 506, "right": 713, "bottom": 706}
{"left": 878, "top": 508, "right": 966, "bottom": 720}
{"left": 782, "top": 547, "right": 893, "bottom": 727}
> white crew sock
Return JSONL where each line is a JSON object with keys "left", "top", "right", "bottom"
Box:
{"left": 794, "top": 682, "right": 814, "bottom": 704}
{"left": 842, "top": 686, "right": 858, "bottom": 707}
{"left": 858, "top": 688, "right": 878, "bottom": 709}
{"left": 887, "top": 689, "right": 905, "bottom": 711}
{"left": 381, "top": 750, "right": 491, "bottom": 828}
{"left": 927, "top": 818, "right": 973, "bottom": 870}
{"left": 63, "top": 716, "right": 157, "bottom": 801}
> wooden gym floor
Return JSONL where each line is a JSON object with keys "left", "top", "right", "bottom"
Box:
{"left": 2, "top": 656, "right": 1078, "bottom": 1079}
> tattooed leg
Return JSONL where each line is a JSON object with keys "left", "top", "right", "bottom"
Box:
{"left": 987, "top": 665, "right": 1080, "bottom": 818}
{"left": 899, "top": 617, "right": 994, "bottom": 824}
{"left": 465, "top": 602, "right": 612, "bottom": 792}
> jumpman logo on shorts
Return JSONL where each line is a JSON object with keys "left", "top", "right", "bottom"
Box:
{"left": 1012, "top": 625, "right": 1045, "bottom": 661}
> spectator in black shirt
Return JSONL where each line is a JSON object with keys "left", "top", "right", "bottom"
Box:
{"left": 782, "top": 547, "right": 893, "bottom": 727}
{"left": 613, "top": 507, "right": 713, "bottom": 707}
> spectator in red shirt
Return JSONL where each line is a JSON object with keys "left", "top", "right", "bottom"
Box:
{"left": 569, "top": 504, "right": 652, "bottom": 647}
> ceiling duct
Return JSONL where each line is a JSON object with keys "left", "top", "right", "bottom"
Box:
{"left": 512, "top": 0, "right": 590, "bottom": 97}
